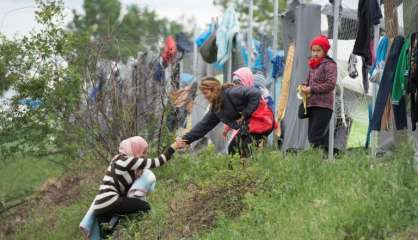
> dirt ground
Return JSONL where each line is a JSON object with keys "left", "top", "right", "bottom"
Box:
{"left": 132, "top": 174, "right": 259, "bottom": 240}
{"left": 0, "top": 174, "right": 82, "bottom": 237}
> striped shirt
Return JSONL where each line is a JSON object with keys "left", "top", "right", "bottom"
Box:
{"left": 93, "top": 147, "right": 175, "bottom": 213}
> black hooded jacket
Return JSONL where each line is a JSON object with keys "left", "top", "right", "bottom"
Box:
{"left": 182, "top": 86, "right": 261, "bottom": 144}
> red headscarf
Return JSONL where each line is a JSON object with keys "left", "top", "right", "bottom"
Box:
{"left": 308, "top": 35, "right": 330, "bottom": 69}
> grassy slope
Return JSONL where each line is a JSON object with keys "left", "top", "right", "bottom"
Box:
{"left": 0, "top": 156, "right": 63, "bottom": 205}
{"left": 5, "top": 144, "right": 418, "bottom": 240}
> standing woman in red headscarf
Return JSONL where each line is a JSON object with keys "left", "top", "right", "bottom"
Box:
{"left": 300, "top": 35, "right": 337, "bottom": 151}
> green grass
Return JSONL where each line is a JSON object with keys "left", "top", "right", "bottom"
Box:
{"left": 0, "top": 155, "right": 64, "bottom": 205}
{"left": 4, "top": 145, "right": 418, "bottom": 240}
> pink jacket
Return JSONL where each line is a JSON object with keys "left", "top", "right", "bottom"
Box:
{"left": 303, "top": 58, "right": 337, "bottom": 110}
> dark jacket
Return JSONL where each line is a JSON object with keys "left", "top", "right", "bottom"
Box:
{"left": 183, "top": 86, "right": 261, "bottom": 144}
{"left": 303, "top": 58, "right": 337, "bottom": 110}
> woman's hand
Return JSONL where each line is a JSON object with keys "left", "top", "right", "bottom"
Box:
{"left": 171, "top": 138, "right": 187, "bottom": 150}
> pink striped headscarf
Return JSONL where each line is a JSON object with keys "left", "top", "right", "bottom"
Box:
{"left": 119, "top": 136, "right": 148, "bottom": 158}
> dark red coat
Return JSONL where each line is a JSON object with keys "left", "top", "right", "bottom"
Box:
{"left": 303, "top": 58, "right": 337, "bottom": 110}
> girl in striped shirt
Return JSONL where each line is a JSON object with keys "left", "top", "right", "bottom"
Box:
{"left": 93, "top": 136, "right": 183, "bottom": 231}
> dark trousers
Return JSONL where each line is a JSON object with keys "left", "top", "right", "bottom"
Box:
{"left": 95, "top": 197, "right": 151, "bottom": 223}
{"left": 228, "top": 132, "right": 269, "bottom": 158}
{"left": 308, "top": 107, "right": 333, "bottom": 149}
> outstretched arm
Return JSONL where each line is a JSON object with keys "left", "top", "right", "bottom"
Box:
{"left": 182, "top": 110, "right": 220, "bottom": 144}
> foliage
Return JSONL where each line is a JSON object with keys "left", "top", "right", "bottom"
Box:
{"left": 0, "top": 0, "right": 83, "bottom": 165}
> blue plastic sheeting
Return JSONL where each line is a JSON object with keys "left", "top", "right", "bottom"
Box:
{"left": 19, "top": 98, "right": 42, "bottom": 109}
{"left": 180, "top": 73, "right": 196, "bottom": 88}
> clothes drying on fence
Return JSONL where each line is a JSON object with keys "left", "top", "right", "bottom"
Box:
{"left": 276, "top": 45, "right": 295, "bottom": 122}
{"left": 196, "top": 23, "right": 216, "bottom": 48}
{"left": 409, "top": 33, "right": 418, "bottom": 130}
{"left": 162, "top": 36, "right": 177, "bottom": 67}
{"left": 199, "top": 30, "right": 218, "bottom": 64}
{"left": 371, "top": 36, "right": 405, "bottom": 131}
{"left": 216, "top": 6, "right": 240, "bottom": 65}
{"left": 352, "top": 0, "right": 382, "bottom": 65}
{"left": 153, "top": 60, "right": 164, "bottom": 83}
{"left": 222, "top": 34, "right": 245, "bottom": 83}
{"left": 393, "top": 96, "right": 408, "bottom": 130}
{"left": 175, "top": 32, "right": 193, "bottom": 53}
{"left": 392, "top": 35, "right": 412, "bottom": 105}
{"left": 271, "top": 53, "right": 285, "bottom": 79}
{"left": 370, "top": 36, "right": 389, "bottom": 83}
{"left": 361, "top": 57, "right": 369, "bottom": 94}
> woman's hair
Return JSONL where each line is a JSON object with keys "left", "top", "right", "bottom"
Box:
{"left": 199, "top": 76, "right": 234, "bottom": 112}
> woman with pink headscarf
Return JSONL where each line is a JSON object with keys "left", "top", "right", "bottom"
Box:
{"left": 91, "top": 136, "right": 182, "bottom": 236}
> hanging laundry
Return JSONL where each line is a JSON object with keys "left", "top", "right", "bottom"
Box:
{"left": 276, "top": 45, "right": 295, "bottom": 122}
{"left": 199, "top": 30, "right": 218, "bottom": 64}
{"left": 195, "top": 23, "right": 216, "bottom": 47}
{"left": 392, "top": 35, "right": 412, "bottom": 105}
{"left": 153, "top": 61, "right": 164, "bottom": 83}
{"left": 352, "top": 0, "right": 382, "bottom": 65}
{"left": 361, "top": 57, "right": 369, "bottom": 94}
{"left": 371, "top": 36, "right": 405, "bottom": 131}
{"left": 175, "top": 32, "right": 193, "bottom": 53}
{"left": 222, "top": 33, "right": 245, "bottom": 83}
{"left": 408, "top": 33, "right": 418, "bottom": 130}
{"left": 365, "top": 103, "right": 373, "bottom": 148}
{"left": 393, "top": 96, "right": 408, "bottom": 130}
{"left": 162, "top": 36, "right": 177, "bottom": 67}
{"left": 370, "top": 36, "right": 389, "bottom": 83}
{"left": 216, "top": 6, "right": 240, "bottom": 65}
{"left": 408, "top": 33, "right": 418, "bottom": 89}
{"left": 271, "top": 52, "right": 285, "bottom": 79}
{"left": 348, "top": 53, "right": 358, "bottom": 78}
{"left": 252, "top": 39, "right": 263, "bottom": 71}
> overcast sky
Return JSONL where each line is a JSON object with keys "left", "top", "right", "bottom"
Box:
{"left": 0, "top": 0, "right": 223, "bottom": 38}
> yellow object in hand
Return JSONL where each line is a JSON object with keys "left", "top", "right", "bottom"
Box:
{"left": 297, "top": 85, "right": 308, "bottom": 115}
